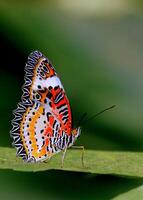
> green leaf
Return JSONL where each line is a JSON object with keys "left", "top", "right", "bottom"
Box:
{"left": 0, "top": 147, "right": 143, "bottom": 177}
{"left": 112, "top": 185, "right": 143, "bottom": 200}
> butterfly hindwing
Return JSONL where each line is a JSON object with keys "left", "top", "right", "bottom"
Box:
{"left": 11, "top": 51, "right": 81, "bottom": 162}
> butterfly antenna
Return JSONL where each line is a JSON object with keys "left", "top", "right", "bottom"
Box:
{"left": 77, "top": 112, "right": 88, "bottom": 126}
{"left": 80, "top": 105, "right": 116, "bottom": 126}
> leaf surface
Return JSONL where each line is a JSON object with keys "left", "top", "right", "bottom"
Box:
{"left": 0, "top": 147, "right": 143, "bottom": 178}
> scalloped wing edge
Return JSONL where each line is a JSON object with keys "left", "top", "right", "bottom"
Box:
{"left": 10, "top": 50, "right": 44, "bottom": 161}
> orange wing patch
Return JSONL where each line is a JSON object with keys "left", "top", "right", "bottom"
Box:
{"left": 10, "top": 51, "right": 80, "bottom": 163}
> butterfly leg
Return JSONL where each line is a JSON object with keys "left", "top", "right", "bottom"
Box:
{"left": 61, "top": 148, "right": 67, "bottom": 168}
{"left": 42, "top": 155, "right": 52, "bottom": 164}
{"left": 71, "top": 145, "right": 85, "bottom": 167}
{"left": 43, "top": 158, "right": 50, "bottom": 163}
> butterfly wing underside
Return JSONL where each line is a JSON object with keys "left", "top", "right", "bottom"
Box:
{"left": 10, "top": 51, "right": 79, "bottom": 162}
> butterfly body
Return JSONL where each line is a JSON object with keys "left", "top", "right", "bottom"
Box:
{"left": 11, "top": 51, "right": 80, "bottom": 162}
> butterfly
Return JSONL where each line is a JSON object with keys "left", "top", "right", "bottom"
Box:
{"left": 10, "top": 51, "right": 81, "bottom": 166}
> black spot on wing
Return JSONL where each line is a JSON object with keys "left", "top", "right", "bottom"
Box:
{"left": 59, "top": 107, "right": 68, "bottom": 114}
{"left": 47, "top": 92, "right": 52, "bottom": 99}
{"left": 54, "top": 92, "right": 64, "bottom": 104}
{"left": 46, "top": 112, "right": 51, "bottom": 121}
{"left": 57, "top": 103, "right": 66, "bottom": 110}
{"left": 62, "top": 111, "right": 68, "bottom": 116}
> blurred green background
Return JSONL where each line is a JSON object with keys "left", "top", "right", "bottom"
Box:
{"left": 1, "top": 0, "right": 143, "bottom": 199}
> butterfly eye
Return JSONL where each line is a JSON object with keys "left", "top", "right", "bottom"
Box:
{"left": 35, "top": 92, "right": 41, "bottom": 100}
{"left": 72, "top": 129, "right": 77, "bottom": 136}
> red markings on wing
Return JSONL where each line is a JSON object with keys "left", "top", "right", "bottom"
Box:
{"left": 45, "top": 63, "right": 55, "bottom": 78}
{"left": 38, "top": 87, "right": 72, "bottom": 136}
{"left": 44, "top": 115, "right": 54, "bottom": 137}
{"left": 50, "top": 87, "right": 72, "bottom": 135}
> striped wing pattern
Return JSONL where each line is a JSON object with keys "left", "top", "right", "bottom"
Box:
{"left": 10, "top": 51, "right": 80, "bottom": 162}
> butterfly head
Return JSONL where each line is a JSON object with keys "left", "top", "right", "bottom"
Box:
{"left": 71, "top": 127, "right": 81, "bottom": 138}
{"left": 67, "top": 127, "right": 81, "bottom": 148}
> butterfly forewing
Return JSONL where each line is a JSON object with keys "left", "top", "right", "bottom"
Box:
{"left": 11, "top": 51, "right": 79, "bottom": 162}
